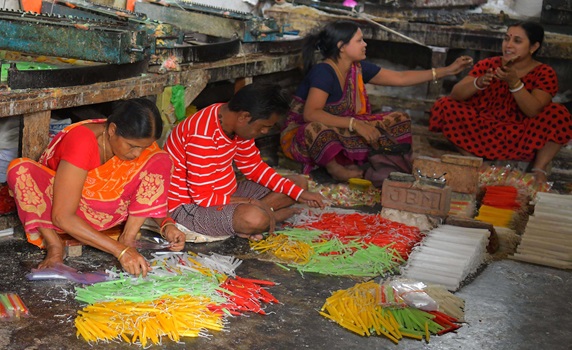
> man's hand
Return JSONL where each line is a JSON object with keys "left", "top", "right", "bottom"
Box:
{"left": 298, "top": 191, "right": 327, "bottom": 209}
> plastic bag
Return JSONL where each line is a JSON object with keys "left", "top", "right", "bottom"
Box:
{"left": 170, "top": 84, "right": 186, "bottom": 121}
{"left": 389, "top": 279, "right": 439, "bottom": 311}
{"left": 26, "top": 263, "right": 109, "bottom": 285}
{"left": 135, "top": 230, "right": 171, "bottom": 250}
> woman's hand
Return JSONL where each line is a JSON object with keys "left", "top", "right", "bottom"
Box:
{"left": 447, "top": 56, "right": 474, "bottom": 75}
{"left": 117, "top": 247, "right": 151, "bottom": 277}
{"left": 476, "top": 68, "right": 495, "bottom": 89}
{"left": 353, "top": 120, "right": 381, "bottom": 149}
{"left": 162, "top": 225, "right": 186, "bottom": 252}
{"left": 118, "top": 232, "right": 137, "bottom": 248}
{"left": 494, "top": 64, "right": 519, "bottom": 87}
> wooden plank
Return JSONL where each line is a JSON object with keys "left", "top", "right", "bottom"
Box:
{"left": 0, "top": 53, "right": 300, "bottom": 118}
{"left": 22, "top": 110, "right": 51, "bottom": 161}
{"left": 266, "top": 8, "right": 572, "bottom": 59}
{"left": 0, "top": 74, "right": 170, "bottom": 118}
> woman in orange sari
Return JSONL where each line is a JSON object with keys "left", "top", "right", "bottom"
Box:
{"left": 7, "top": 99, "right": 185, "bottom": 276}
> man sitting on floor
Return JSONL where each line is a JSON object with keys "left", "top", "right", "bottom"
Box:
{"left": 163, "top": 83, "right": 326, "bottom": 241}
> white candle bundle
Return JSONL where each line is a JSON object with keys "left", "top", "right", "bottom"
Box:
{"left": 401, "top": 225, "right": 490, "bottom": 291}
{"left": 511, "top": 192, "right": 572, "bottom": 269}
{"left": 193, "top": 252, "right": 243, "bottom": 277}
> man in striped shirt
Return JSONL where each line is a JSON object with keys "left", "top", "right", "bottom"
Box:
{"left": 164, "top": 83, "right": 326, "bottom": 241}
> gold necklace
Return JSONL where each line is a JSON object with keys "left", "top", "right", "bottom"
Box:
{"left": 326, "top": 59, "right": 346, "bottom": 86}
{"left": 328, "top": 58, "right": 344, "bottom": 82}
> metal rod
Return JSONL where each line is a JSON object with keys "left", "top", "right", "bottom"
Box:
{"left": 289, "top": 1, "right": 431, "bottom": 49}
{"left": 358, "top": 13, "right": 429, "bottom": 48}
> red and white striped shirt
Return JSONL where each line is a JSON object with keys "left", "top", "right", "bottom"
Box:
{"left": 164, "top": 103, "right": 304, "bottom": 211}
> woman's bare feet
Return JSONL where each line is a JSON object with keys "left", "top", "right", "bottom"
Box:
{"left": 325, "top": 161, "right": 363, "bottom": 182}
{"left": 38, "top": 244, "right": 65, "bottom": 269}
{"left": 36, "top": 228, "right": 66, "bottom": 269}
{"left": 236, "top": 232, "right": 264, "bottom": 241}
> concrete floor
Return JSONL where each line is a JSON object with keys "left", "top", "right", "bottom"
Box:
{"left": 0, "top": 225, "right": 571, "bottom": 350}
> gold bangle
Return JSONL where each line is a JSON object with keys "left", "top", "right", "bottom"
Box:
{"left": 117, "top": 246, "right": 130, "bottom": 260}
{"left": 431, "top": 68, "right": 438, "bottom": 83}
{"left": 160, "top": 222, "right": 176, "bottom": 238}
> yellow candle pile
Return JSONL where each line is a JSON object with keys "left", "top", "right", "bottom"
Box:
{"left": 75, "top": 295, "right": 224, "bottom": 347}
{"left": 319, "top": 281, "right": 444, "bottom": 344}
{"left": 250, "top": 234, "right": 314, "bottom": 264}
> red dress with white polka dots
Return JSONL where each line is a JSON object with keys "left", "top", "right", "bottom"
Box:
{"left": 429, "top": 56, "right": 572, "bottom": 162}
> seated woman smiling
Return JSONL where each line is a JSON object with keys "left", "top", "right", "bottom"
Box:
{"left": 430, "top": 21, "right": 572, "bottom": 183}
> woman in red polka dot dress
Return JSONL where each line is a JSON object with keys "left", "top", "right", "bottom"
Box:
{"left": 429, "top": 21, "right": 572, "bottom": 183}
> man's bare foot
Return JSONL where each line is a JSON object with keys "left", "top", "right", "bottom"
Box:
{"left": 236, "top": 232, "right": 264, "bottom": 241}
{"left": 273, "top": 207, "right": 302, "bottom": 223}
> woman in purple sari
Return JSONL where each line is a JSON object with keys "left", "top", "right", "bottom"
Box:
{"left": 281, "top": 20, "right": 473, "bottom": 181}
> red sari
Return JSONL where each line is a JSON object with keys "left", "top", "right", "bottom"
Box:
{"left": 281, "top": 62, "right": 412, "bottom": 174}
{"left": 430, "top": 56, "right": 572, "bottom": 161}
{"left": 7, "top": 120, "right": 172, "bottom": 248}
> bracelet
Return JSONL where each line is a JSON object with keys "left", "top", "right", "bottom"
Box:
{"left": 531, "top": 168, "right": 547, "bottom": 175}
{"left": 509, "top": 81, "right": 525, "bottom": 93}
{"left": 431, "top": 68, "right": 438, "bottom": 84}
{"left": 117, "top": 246, "right": 130, "bottom": 260}
{"left": 473, "top": 77, "right": 487, "bottom": 90}
{"left": 160, "top": 222, "right": 177, "bottom": 238}
{"left": 348, "top": 117, "right": 355, "bottom": 132}
{"left": 160, "top": 217, "right": 176, "bottom": 227}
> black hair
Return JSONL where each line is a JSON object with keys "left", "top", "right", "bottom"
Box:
{"left": 106, "top": 98, "right": 163, "bottom": 140}
{"left": 509, "top": 21, "right": 544, "bottom": 56}
{"left": 227, "top": 83, "right": 290, "bottom": 123}
{"left": 301, "top": 20, "right": 360, "bottom": 74}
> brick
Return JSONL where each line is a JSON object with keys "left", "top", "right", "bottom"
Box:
{"left": 413, "top": 156, "right": 479, "bottom": 194}
{"left": 382, "top": 179, "right": 451, "bottom": 217}
{"left": 441, "top": 154, "right": 483, "bottom": 168}
{"left": 66, "top": 245, "right": 83, "bottom": 257}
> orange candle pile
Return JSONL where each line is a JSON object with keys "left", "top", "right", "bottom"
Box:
{"left": 476, "top": 186, "right": 522, "bottom": 227}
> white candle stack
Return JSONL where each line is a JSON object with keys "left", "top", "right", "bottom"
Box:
{"left": 401, "top": 225, "right": 490, "bottom": 291}
{"left": 510, "top": 192, "right": 572, "bottom": 269}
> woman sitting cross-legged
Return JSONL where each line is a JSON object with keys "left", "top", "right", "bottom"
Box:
{"left": 430, "top": 21, "right": 572, "bottom": 183}
{"left": 280, "top": 20, "right": 473, "bottom": 182}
